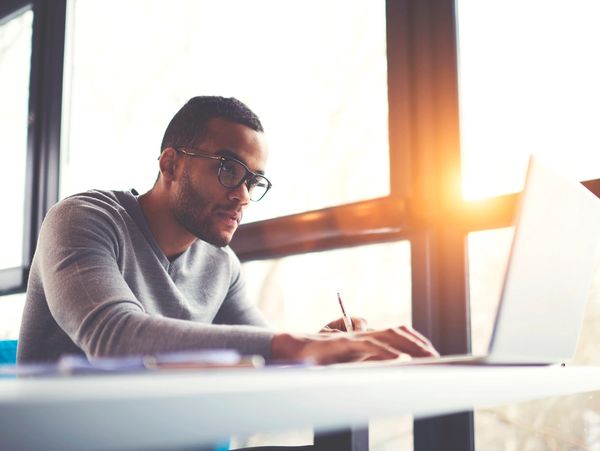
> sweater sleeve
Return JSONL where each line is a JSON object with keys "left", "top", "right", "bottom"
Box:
{"left": 36, "top": 198, "right": 274, "bottom": 360}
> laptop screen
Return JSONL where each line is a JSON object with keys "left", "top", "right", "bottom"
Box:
{"left": 488, "top": 156, "right": 600, "bottom": 364}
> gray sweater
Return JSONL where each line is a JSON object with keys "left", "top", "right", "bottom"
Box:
{"left": 17, "top": 190, "right": 274, "bottom": 364}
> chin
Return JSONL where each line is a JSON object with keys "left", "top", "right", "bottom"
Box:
{"left": 184, "top": 219, "right": 236, "bottom": 247}
{"left": 213, "top": 237, "right": 232, "bottom": 248}
{"left": 203, "top": 230, "right": 234, "bottom": 248}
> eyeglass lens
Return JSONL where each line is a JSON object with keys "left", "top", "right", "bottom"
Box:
{"left": 219, "top": 159, "right": 269, "bottom": 201}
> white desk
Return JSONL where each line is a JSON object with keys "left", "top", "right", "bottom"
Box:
{"left": 1, "top": 364, "right": 599, "bottom": 451}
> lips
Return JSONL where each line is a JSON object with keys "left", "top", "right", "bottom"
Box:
{"left": 215, "top": 208, "right": 242, "bottom": 226}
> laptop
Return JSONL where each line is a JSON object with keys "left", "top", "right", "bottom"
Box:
{"left": 380, "top": 155, "right": 600, "bottom": 367}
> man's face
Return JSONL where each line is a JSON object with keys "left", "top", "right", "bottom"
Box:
{"left": 171, "top": 117, "right": 269, "bottom": 247}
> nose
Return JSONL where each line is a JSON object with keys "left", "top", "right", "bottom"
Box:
{"left": 227, "top": 182, "right": 251, "bottom": 205}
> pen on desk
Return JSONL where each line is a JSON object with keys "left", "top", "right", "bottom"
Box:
{"left": 337, "top": 292, "right": 354, "bottom": 333}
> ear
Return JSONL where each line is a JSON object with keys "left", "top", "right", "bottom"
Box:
{"left": 158, "top": 148, "right": 178, "bottom": 182}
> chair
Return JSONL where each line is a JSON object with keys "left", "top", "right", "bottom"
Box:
{"left": 0, "top": 340, "right": 17, "bottom": 364}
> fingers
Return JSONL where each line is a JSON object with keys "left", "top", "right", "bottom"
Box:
{"left": 397, "top": 324, "right": 434, "bottom": 349}
{"left": 271, "top": 328, "right": 435, "bottom": 366}
{"left": 362, "top": 326, "right": 439, "bottom": 358}
{"left": 325, "top": 337, "right": 402, "bottom": 364}
{"left": 301, "top": 335, "right": 402, "bottom": 365}
{"left": 350, "top": 317, "right": 368, "bottom": 332}
{"left": 319, "top": 325, "right": 341, "bottom": 334}
{"left": 318, "top": 321, "right": 437, "bottom": 358}
{"left": 320, "top": 316, "right": 369, "bottom": 333}
{"left": 392, "top": 325, "right": 438, "bottom": 356}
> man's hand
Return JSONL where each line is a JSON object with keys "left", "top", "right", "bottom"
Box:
{"left": 360, "top": 325, "right": 440, "bottom": 359}
{"left": 271, "top": 324, "right": 439, "bottom": 365}
{"left": 320, "top": 317, "right": 368, "bottom": 333}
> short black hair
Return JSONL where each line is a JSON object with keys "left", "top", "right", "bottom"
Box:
{"left": 160, "top": 96, "right": 264, "bottom": 152}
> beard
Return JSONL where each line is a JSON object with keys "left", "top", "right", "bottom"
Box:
{"left": 172, "top": 168, "right": 240, "bottom": 247}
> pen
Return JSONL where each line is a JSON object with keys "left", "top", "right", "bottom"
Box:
{"left": 337, "top": 292, "right": 354, "bottom": 333}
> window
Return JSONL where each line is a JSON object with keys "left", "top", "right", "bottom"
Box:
{"left": 244, "top": 241, "right": 412, "bottom": 333}
{"left": 458, "top": 2, "right": 600, "bottom": 448}
{"left": 467, "top": 228, "right": 513, "bottom": 356}
{"left": 457, "top": 0, "right": 600, "bottom": 200}
{"left": 0, "top": 293, "right": 26, "bottom": 339}
{"left": 60, "top": 0, "right": 389, "bottom": 223}
{"left": 476, "top": 392, "right": 600, "bottom": 449}
{"left": 0, "top": 8, "right": 32, "bottom": 270}
{"left": 0, "top": 0, "right": 66, "bottom": 297}
{"left": 238, "top": 241, "right": 412, "bottom": 448}
{"left": 468, "top": 227, "right": 600, "bottom": 449}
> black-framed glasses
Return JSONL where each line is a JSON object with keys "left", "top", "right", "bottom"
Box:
{"left": 174, "top": 147, "right": 272, "bottom": 201}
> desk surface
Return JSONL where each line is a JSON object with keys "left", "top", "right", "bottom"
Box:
{"left": 1, "top": 364, "right": 600, "bottom": 451}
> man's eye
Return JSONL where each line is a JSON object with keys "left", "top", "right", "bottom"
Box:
{"left": 221, "top": 160, "right": 245, "bottom": 179}
{"left": 221, "top": 161, "right": 237, "bottom": 174}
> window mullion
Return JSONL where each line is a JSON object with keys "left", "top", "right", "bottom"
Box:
{"left": 388, "top": 0, "right": 474, "bottom": 450}
{"left": 23, "top": 0, "right": 66, "bottom": 273}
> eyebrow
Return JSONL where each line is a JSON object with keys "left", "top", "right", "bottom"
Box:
{"left": 216, "top": 149, "right": 265, "bottom": 175}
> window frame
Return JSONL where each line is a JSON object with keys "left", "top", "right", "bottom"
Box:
{"left": 0, "top": 0, "right": 65, "bottom": 295}
{"left": 0, "top": 0, "right": 29, "bottom": 21}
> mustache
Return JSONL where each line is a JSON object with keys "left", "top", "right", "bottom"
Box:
{"left": 214, "top": 203, "right": 245, "bottom": 223}
{"left": 215, "top": 201, "right": 244, "bottom": 212}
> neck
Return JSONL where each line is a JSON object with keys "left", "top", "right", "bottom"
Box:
{"left": 137, "top": 188, "right": 196, "bottom": 259}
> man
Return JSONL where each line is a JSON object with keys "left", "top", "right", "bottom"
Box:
{"left": 18, "top": 96, "right": 438, "bottom": 366}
